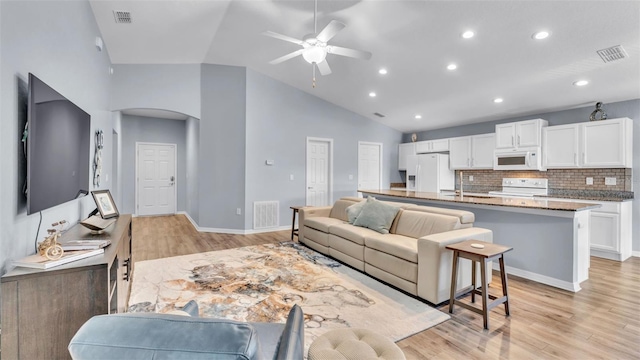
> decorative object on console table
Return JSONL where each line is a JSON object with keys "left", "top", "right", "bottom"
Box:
{"left": 37, "top": 220, "right": 67, "bottom": 260}
{"left": 91, "top": 189, "right": 119, "bottom": 219}
{"left": 589, "top": 102, "right": 607, "bottom": 121}
{"left": 13, "top": 248, "right": 104, "bottom": 270}
{"left": 93, "top": 129, "right": 103, "bottom": 187}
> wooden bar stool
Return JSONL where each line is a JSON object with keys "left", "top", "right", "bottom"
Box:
{"left": 446, "top": 240, "right": 513, "bottom": 330}
{"left": 290, "top": 206, "right": 303, "bottom": 241}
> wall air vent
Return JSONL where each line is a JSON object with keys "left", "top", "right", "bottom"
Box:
{"left": 113, "top": 10, "right": 132, "bottom": 24}
{"left": 373, "top": 112, "right": 386, "bottom": 118}
{"left": 597, "top": 45, "right": 627, "bottom": 63}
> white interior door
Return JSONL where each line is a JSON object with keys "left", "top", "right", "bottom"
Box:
{"left": 358, "top": 142, "right": 382, "bottom": 191}
{"left": 306, "top": 138, "right": 332, "bottom": 206}
{"left": 136, "top": 143, "right": 177, "bottom": 216}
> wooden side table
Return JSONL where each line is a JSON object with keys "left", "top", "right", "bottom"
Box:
{"left": 446, "top": 240, "right": 513, "bottom": 330}
{"left": 290, "top": 206, "right": 303, "bottom": 241}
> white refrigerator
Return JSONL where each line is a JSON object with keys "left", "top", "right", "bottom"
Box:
{"left": 406, "top": 154, "right": 454, "bottom": 192}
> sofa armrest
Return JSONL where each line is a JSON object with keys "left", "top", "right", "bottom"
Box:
{"left": 275, "top": 305, "right": 304, "bottom": 360}
{"left": 417, "top": 227, "right": 493, "bottom": 305}
{"left": 298, "top": 206, "right": 332, "bottom": 241}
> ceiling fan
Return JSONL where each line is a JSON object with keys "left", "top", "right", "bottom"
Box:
{"left": 262, "top": 0, "right": 372, "bottom": 86}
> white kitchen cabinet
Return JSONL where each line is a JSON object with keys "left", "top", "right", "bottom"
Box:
{"left": 543, "top": 124, "right": 580, "bottom": 168}
{"left": 582, "top": 118, "right": 633, "bottom": 168}
{"left": 545, "top": 197, "right": 632, "bottom": 262}
{"left": 449, "top": 133, "right": 495, "bottom": 169}
{"left": 495, "top": 118, "right": 548, "bottom": 150}
{"left": 543, "top": 118, "right": 633, "bottom": 169}
{"left": 398, "top": 142, "right": 416, "bottom": 171}
{"left": 415, "top": 139, "right": 449, "bottom": 153}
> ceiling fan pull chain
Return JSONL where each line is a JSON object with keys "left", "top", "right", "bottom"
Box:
{"left": 312, "top": 66, "right": 317, "bottom": 88}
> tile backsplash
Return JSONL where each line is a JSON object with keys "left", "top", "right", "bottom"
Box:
{"left": 457, "top": 168, "right": 632, "bottom": 192}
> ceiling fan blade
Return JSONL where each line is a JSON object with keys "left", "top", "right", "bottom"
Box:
{"left": 269, "top": 49, "right": 305, "bottom": 65}
{"left": 327, "top": 45, "right": 372, "bottom": 60}
{"left": 262, "top": 31, "right": 305, "bottom": 46}
{"left": 316, "top": 60, "right": 332, "bottom": 76}
{"left": 316, "top": 20, "right": 346, "bottom": 43}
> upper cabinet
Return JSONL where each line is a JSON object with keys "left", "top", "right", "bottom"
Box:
{"left": 398, "top": 142, "right": 416, "bottom": 171}
{"left": 415, "top": 139, "right": 449, "bottom": 154}
{"left": 495, "top": 119, "right": 548, "bottom": 150}
{"left": 582, "top": 118, "right": 633, "bottom": 168}
{"left": 543, "top": 118, "right": 633, "bottom": 169}
{"left": 449, "top": 133, "right": 495, "bottom": 170}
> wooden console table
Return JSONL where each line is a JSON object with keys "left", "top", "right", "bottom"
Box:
{"left": 1, "top": 215, "right": 133, "bottom": 360}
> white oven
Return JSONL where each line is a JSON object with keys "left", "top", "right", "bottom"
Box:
{"left": 493, "top": 149, "right": 544, "bottom": 171}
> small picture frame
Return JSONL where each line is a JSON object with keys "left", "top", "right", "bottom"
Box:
{"left": 91, "top": 190, "right": 119, "bottom": 219}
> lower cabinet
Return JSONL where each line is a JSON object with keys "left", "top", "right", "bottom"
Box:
{"left": 589, "top": 201, "right": 632, "bottom": 261}
{"left": 1, "top": 215, "right": 133, "bottom": 360}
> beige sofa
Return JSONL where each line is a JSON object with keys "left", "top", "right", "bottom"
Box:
{"left": 299, "top": 197, "right": 493, "bottom": 305}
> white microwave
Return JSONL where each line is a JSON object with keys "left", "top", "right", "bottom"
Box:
{"left": 493, "top": 149, "right": 545, "bottom": 171}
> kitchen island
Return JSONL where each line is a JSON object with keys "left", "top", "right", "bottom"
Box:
{"left": 359, "top": 189, "right": 600, "bottom": 292}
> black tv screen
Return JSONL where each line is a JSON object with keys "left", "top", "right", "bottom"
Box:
{"left": 27, "top": 73, "right": 90, "bottom": 215}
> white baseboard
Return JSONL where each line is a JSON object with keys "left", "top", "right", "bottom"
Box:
{"left": 177, "top": 211, "right": 289, "bottom": 235}
{"left": 492, "top": 263, "right": 580, "bottom": 292}
{"left": 633, "top": 251, "right": 640, "bottom": 258}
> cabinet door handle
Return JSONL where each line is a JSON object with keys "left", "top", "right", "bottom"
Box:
{"left": 582, "top": 152, "right": 586, "bottom": 164}
{"left": 517, "top": 135, "right": 521, "bottom": 146}
{"left": 511, "top": 136, "right": 515, "bottom": 146}
{"left": 467, "top": 158, "right": 470, "bottom": 167}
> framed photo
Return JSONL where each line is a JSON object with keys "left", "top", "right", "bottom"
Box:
{"left": 91, "top": 190, "right": 119, "bottom": 219}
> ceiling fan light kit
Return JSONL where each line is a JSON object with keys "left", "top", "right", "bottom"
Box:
{"left": 262, "top": 0, "right": 371, "bottom": 87}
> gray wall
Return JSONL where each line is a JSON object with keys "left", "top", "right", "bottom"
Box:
{"left": 0, "top": 1, "right": 112, "bottom": 279}
{"left": 407, "top": 99, "right": 640, "bottom": 253}
{"left": 199, "top": 64, "right": 246, "bottom": 230}
{"left": 120, "top": 115, "right": 187, "bottom": 214}
{"left": 111, "top": 64, "right": 201, "bottom": 119}
{"left": 245, "top": 69, "right": 403, "bottom": 228}
{"left": 186, "top": 116, "right": 200, "bottom": 223}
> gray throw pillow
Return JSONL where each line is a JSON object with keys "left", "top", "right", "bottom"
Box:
{"left": 353, "top": 198, "right": 400, "bottom": 234}
{"left": 345, "top": 198, "right": 369, "bottom": 224}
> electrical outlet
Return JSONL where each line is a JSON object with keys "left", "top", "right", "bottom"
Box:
{"left": 605, "top": 177, "right": 617, "bottom": 186}
{"left": 586, "top": 177, "right": 593, "bottom": 185}
{"left": 236, "top": 208, "right": 242, "bottom": 215}
{"left": 469, "top": 175, "right": 474, "bottom": 182}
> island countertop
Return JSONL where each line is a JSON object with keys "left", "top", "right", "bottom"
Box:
{"left": 359, "top": 189, "right": 600, "bottom": 212}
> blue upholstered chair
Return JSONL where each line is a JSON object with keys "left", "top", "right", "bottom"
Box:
{"left": 68, "top": 301, "right": 304, "bottom": 360}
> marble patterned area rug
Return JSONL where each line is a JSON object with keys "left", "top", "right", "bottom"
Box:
{"left": 128, "top": 242, "right": 449, "bottom": 350}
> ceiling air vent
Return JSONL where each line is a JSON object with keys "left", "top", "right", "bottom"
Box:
{"left": 113, "top": 10, "right": 132, "bottom": 24}
{"left": 373, "top": 112, "right": 386, "bottom": 118}
{"left": 597, "top": 45, "right": 627, "bottom": 63}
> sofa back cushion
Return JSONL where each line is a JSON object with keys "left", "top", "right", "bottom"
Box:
{"left": 392, "top": 210, "right": 461, "bottom": 238}
{"left": 329, "top": 199, "right": 360, "bottom": 222}
{"left": 406, "top": 205, "right": 475, "bottom": 226}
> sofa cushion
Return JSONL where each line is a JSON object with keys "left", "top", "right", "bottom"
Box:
{"left": 329, "top": 234, "right": 365, "bottom": 260}
{"left": 353, "top": 198, "right": 400, "bottom": 234}
{"left": 68, "top": 313, "right": 262, "bottom": 360}
{"left": 330, "top": 223, "right": 380, "bottom": 246}
{"left": 328, "top": 199, "right": 360, "bottom": 222}
{"left": 406, "top": 205, "right": 475, "bottom": 225}
{"left": 346, "top": 199, "right": 368, "bottom": 224}
{"left": 392, "top": 210, "right": 460, "bottom": 238}
{"left": 302, "top": 226, "right": 331, "bottom": 248}
{"left": 364, "top": 234, "right": 418, "bottom": 263}
{"left": 365, "top": 248, "right": 418, "bottom": 283}
{"left": 305, "top": 217, "right": 345, "bottom": 233}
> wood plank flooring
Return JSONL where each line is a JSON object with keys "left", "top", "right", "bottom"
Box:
{"left": 132, "top": 215, "right": 640, "bottom": 359}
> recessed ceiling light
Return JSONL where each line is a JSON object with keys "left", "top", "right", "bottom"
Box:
{"left": 461, "top": 30, "right": 475, "bottom": 39}
{"left": 447, "top": 64, "right": 457, "bottom": 70}
{"left": 415, "top": 115, "right": 422, "bottom": 119}
{"left": 493, "top": 98, "right": 504, "bottom": 103}
{"left": 532, "top": 31, "right": 550, "bottom": 40}
{"left": 573, "top": 80, "right": 589, "bottom": 86}
{"left": 369, "top": 92, "right": 377, "bottom": 97}
{"left": 378, "top": 68, "right": 388, "bottom": 75}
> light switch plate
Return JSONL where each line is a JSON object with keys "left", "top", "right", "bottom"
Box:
{"left": 605, "top": 177, "right": 617, "bottom": 186}
{"left": 289, "top": 174, "right": 294, "bottom": 181}
{"left": 586, "top": 177, "right": 593, "bottom": 185}
{"left": 469, "top": 175, "right": 474, "bottom": 182}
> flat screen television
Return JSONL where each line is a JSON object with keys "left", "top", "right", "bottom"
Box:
{"left": 27, "top": 73, "right": 90, "bottom": 215}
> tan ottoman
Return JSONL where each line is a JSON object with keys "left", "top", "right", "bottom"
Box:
{"left": 308, "top": 328, "right": 405, "bottom": 360}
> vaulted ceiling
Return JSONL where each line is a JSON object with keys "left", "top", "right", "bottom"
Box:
{"left": 90, "top": 0, "right": 640, "bottom": 133}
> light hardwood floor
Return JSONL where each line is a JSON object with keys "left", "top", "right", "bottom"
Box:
{"left": 132, "top": 215, "right": 640, "bottom": 359}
